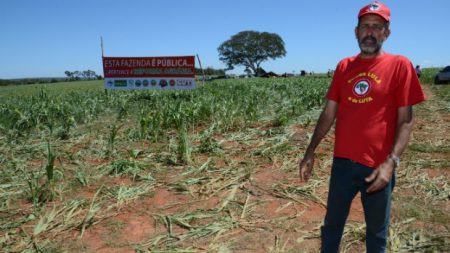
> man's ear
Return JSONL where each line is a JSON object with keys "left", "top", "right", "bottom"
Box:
{"left": 384, "top": 28, "right": 391, "bottom": 39}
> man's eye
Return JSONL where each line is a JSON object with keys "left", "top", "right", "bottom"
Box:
{"left": 360, "top": 24, "right": 383, "bottom": 31}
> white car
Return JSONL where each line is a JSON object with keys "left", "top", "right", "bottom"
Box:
{"left": 435, "top": 66, "right": 450, "bottom": 84}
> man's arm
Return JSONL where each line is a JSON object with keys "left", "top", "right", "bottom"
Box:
{"left": 365, "top": 105, "right": 414, "bottom": 193}
{"left": 390, "top": 105, "right": 414, "bottom": 157}
{"left": 299, "top": 100, "right": 338, "bottom": 182}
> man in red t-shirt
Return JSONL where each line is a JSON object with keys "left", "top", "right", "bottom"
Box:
{"left": 298, "top": 2, "right": 425, "bottom": 252}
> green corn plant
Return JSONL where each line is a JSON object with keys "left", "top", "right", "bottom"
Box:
{"left": 24, "top": 142, "right": 57, "bottom": 206}
{"left": 45, "top": 142, "right": 56, "bottom": 182}
{"left": 177, "top": 125, "right": 191, "bottom": 165}
{"left": 139, "top": 114, "right": 150, "bottom": 139}
{"left": 40, "top": 142, "right": 57, "bottom": 203}
{"left": 106, "top": 124, "right": 120, "bottom": 156}
{"left": 198, "top": 129, "right": 221, "bottom": 154}
{"left": 116, "top": 99, "right": 128, "bottom": 120}
{"left": 74, "top": 166, "right": 89, "bottom": 186}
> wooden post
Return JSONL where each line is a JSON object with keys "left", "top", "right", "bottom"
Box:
{"left": 196, "top": 54, "right": 206, "bottom": 86}
{"left": 101, "top": 36, "right": 108, "bottom": 95}
{"left": 101, "top": 36, "right": 104, "bottom": 57}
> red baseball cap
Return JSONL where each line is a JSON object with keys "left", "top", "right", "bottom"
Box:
{"left": 358, "top": 1, "right": 391, "bottom": 22}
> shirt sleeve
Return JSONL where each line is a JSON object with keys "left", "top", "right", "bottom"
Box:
{"left": 326, "top": 61, "right": 344, "bottom": 103}
{"left": 395, "top": 57, "right": 426, "bottom": 107}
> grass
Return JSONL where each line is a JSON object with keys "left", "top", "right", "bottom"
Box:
{"left": 408, "top": 141, "right": 450, "bottom": 153}
{"left": 0, "top": 80, "right": 104, "bottom": 99}
{"left": 429, "top": 84, "right": 450, "bottom": 112}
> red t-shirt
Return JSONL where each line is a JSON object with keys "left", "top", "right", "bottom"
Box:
{"left": 326, "top": 53, "right": 425, "bottom": 168}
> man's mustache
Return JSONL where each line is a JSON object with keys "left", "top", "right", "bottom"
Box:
{"left": 362, "top": 36, "right": 377, "bottom": 44}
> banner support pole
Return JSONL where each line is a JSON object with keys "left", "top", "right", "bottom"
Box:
{"left": 101, "top": 36, "right": 104, "bottom": 57}
{"left": 101, "top": 36, "right": 108, "bottom": 96}
{"left": 196, "top": 54, "right": 206, "bottom": 86}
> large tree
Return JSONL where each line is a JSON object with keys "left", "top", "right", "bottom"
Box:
{"left": 218, "top": 31, "right": 286, "bottom": 76}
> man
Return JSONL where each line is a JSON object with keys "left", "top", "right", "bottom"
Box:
{"left": 298, "top": 2, "right": 425, "bottom": 252}
{"left": 415, "top": 65, "right": 422, "bottom": 78}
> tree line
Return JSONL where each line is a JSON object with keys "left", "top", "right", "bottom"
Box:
{"left": 195, "top": 67, "right": 225, "bottom": 76}
{"left": 64, "top": 70, "right": 102, "bottom": 80}
{"left": 0, "top": 78, "right": 65, "bottom": 86}
{"left": 0, "top": 70, "right": 103, "bottom": 86}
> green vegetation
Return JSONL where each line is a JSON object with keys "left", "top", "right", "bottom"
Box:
{"left": 0, "top": 77, "right": 448, "bottom": 252}
{"left": 218, "top": 31, "right": 286, "bottom": 76}
{"left": 420, "top": 67, "right": 440, "bottom": 85}
{"left": 0, "top": 78, "right": 327, "bottom": 141}
{"left": 0, "top": 80, "right": 104, "bottom": 99}
{"left": 429, "top": 83, "right": 450, "bottom": 112}
{"left": 64, "top": 70, "right": 100, "bottom": 81}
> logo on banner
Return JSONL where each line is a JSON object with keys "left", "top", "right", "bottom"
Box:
{"left": 160, "top": 79, "right": 168, "bottom": 87}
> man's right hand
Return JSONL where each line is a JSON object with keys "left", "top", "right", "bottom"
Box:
{"left": 297, "top": 100, "right": 337, "bottom": 183}
{"left": 299, "top": 154, "right": 315, "bottom": 182}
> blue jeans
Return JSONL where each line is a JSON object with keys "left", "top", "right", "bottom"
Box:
{"left": 321, "top": 158, "right": 395, "bottom": 253}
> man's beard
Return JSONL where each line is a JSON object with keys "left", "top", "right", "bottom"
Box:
{"left": 358, "top": 35, "right": 384, "bottom": 55}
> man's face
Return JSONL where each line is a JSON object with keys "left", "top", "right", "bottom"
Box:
{"left": 355, "top": 14, "right": 390, "bottom": 56}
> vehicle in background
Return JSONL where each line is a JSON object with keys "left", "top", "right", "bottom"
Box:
{"left": 434, "top": 66, "right": 450, "bottom": 84}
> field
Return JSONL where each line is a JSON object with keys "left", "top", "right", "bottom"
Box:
{"left": 0, "top": 76, "right": 449, "bottom": 252}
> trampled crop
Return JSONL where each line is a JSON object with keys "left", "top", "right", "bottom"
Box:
{"left": 0, "top": 77, "right": 448, "bottom": 252}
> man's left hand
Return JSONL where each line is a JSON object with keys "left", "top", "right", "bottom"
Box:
{"left": 365, "top": 159, "right": 394, "bottom": 193}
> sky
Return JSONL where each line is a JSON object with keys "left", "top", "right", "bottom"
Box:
{"left": 1, "top": 0, "right": 449, "bottom": 79}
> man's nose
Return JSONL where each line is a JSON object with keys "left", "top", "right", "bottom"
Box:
{"left": 365, "top": 28, "right": 374, "bottom": 36}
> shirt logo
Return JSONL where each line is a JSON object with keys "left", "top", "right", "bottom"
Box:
{"left": 353, "top": 80, "right": 371, "bottom": 97}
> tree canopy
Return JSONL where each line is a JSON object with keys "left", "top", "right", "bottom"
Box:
{"left": 218, "top": 31, "right": 286, "bottom": 76}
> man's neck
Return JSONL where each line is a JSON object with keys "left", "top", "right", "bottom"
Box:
{"left": 359, "top": 50, "right": 384, "bottom": 59}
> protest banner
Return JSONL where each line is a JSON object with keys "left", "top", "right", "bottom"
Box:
{"left": 103, "top": 56, "right": 196, "bottom": 89}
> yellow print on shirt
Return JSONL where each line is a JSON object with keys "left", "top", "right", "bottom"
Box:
{"left": 348, "top": 96, "right": 373, "bottom": 104}
{"left": 347, "top": 72, "right": 381, "bottom": 84}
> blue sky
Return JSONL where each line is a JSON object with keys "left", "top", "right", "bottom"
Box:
{"left": 1, "top": 0, "right": 449, "bottom": 79}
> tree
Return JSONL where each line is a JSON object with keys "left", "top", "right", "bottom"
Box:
{"left": 88, "top": 70, "right": 97, "bottom": 79}
{"left": 65, "top": 70, "right": 97, "bottom": 80}
{"left": 218, "top": 31, "right": 286, "bottom": 76}
{"left": 82, "top": 70, "right": 96, "bottom": 80}
{"left": 73, "top": 71, "right": 81, "bottom": 80}
{"left": 64, "top": 71, "right": 73, "bottom": 79}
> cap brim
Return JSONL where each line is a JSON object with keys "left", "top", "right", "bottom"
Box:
{"left": 359, "top": 13, "right": 389, "bottom": 22}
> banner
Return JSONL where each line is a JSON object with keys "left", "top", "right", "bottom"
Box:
{"left": 103, "top": 56, "right": 196, "bottom": 89}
